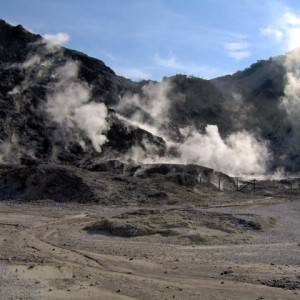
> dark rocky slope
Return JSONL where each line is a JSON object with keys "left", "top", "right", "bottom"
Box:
{"left": 0, "top": 162, "right": 234, "bottom": 204}
{"left": 0, "top": 20, "right": 166, "bottom": 166}
{"left": 0, "top": 19, "right": 299, "bottom": 178}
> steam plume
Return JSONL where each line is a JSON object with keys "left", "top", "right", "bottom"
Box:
{"left": 281, "top": 49, "right": 300, "bottom": 132}
{"left": 117, "top": 80, "right": 271, "bottom": 177}
{"left": 2, "top": 39, "right": 110, "bottom": 159}
{"left": 116, "top": 80, "right": 172, "bottom": 138}
{"left": 178, "top": 125, "right": 270, "bottom": 177}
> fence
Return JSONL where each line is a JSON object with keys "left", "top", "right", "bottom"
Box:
{"left": 202, "top": 172, "right": 299, "bottom": 195}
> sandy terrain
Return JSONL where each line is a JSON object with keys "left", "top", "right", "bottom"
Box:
{"left": 0, "top": 197, "right": 300, "bottom": 300}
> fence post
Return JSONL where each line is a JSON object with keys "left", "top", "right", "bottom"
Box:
{"left": 218, "top": 174, "right": 221, "bottom": 191}
{"left": 253, "top": 179, "right": 256, "bottom": 192}
{"left": 236, "top": 177, "right": 239, "bottom": 191}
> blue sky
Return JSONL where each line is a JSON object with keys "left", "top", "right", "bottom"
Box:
{"left": 1, "top": 0, "right": 300, "bottom": 80}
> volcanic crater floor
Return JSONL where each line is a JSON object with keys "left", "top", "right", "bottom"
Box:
{"left": 0, "top": 196, "right": 300, "bottom": 300}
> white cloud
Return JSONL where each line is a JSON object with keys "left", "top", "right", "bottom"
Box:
{"left": 115, "top": 68, "right": 152, "bottom": 80}
{"left": 261, "top": 27, "right": 283, "bottom": 41}
{"left": 283, "top": 11, "right": 300, "bottom": 26}
{"left": 228, "top": 50, "right": 251, "bottom": 60}
{"left": 154, "top": 53, "right": 184, "bottom": 69}
{"left": 224, "top": 41, "right": 248, "bottom": 51}
{"left": 43, "top": 32, "right": 70, "bottom": 46}
{"left": 261, "top": 9, "right": 300, "bottom": 51}
{"left": 153, "top": 53, "right": 217, "bottom": 77}
{"left": 224, "top": 40, "right": 251, "bottom": 60}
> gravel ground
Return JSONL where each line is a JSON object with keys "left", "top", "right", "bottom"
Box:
{"left": 0, "top": 199, "right": 299, "bottom": 299}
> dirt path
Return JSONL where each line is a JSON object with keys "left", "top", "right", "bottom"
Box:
{"left": 0, "top": 201, "right": 300, "bottom": 299}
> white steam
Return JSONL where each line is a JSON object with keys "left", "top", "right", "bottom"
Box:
{"left": 43, "top": 32, "right": 70, "bottom": 46}
{"left": 261, "top": 5, "right": 300, "bottom": 149}
{"left": 178, "top": 125, "right": 270, "bottom": 177}
{"left": 117, "top": 80, "right": 270, "bottom": 176}
{"left": 0, "top": 136, "right": 20, "bottom": 164}
{"left": 2, "top": 39, "right": 110, "bottom": 156}
{"left": 281, "top": 50, "right": 300, "bottom": 125}
{"left": 73, "top": 103, "right": 108, "bottom": 152}
{"left": 261, "top": 9, "right": 300, "bottom": 51}
{"left": 116, "top": 80, "right": 172, "bottom": 138}
{"left": 46, "top": 61, "right": 109, "bottom": 152}
{"left": 0, "top": 33, "right": 272, "bottom": 176}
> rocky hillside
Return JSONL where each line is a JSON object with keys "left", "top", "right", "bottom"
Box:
{"left": 0, "top": 19, "right": 299, "bottom": 174}
{"left": 0, "top": 20, "right": 166, "bottom": 167}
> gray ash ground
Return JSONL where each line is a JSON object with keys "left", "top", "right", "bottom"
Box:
{"left": 0, "top": 162, "right": 300, "bottom": 299}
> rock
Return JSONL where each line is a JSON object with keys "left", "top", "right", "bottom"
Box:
{"left": 260, "top": 278, "right": 300, "bottom": 290}
{"left": 84, "top": 208, "right": 266, "bottom": 243}
{"left": 0, "top": 164, "right": 96, "bottom": 202}
{"left": 220, "top": 270, "right": 234, "bottom": 275}
{"left": 147, "top": 191, "right": 168, "bottom": 199}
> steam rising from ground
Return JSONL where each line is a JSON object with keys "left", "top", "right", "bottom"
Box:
{"left": 0, "top": 135, "right": 21, "bottom": 164}
{"left": 0, "top": 31, "right": 274, "bottom": 177}
{"left": 178, "top": 125, "right": 270, "bottom": 176}
{"left": 117, "top": 80, "right": 271, "bottom": 176}
{"left": 46, "top": 61, "right": 109, "bottom": 152}
{"left": 0, "top": 39, "right": 109, "bottom": 163}
{"left": 281, "top": 50, "right": 300, "bottom": 134}
{"left": 116, "top": 80, "right": 171, "bottom": 137}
